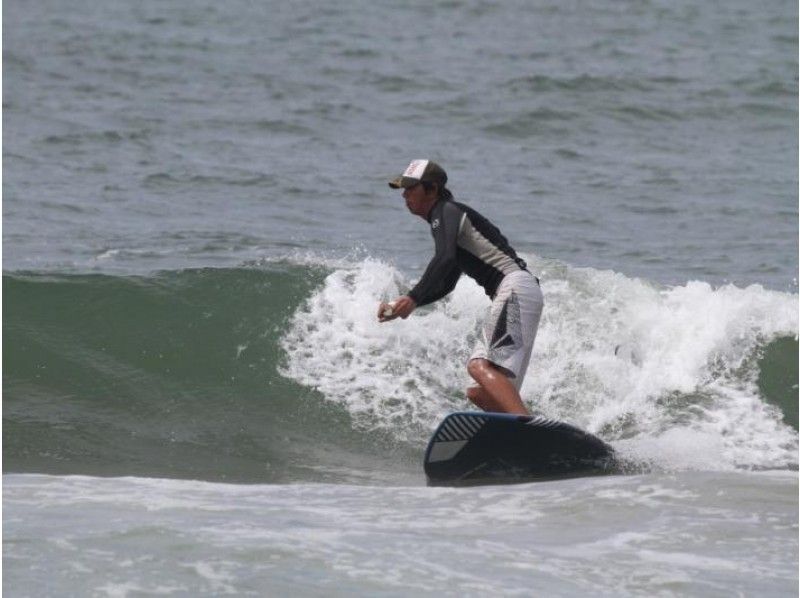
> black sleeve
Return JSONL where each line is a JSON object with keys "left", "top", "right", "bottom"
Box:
{"left": 407, "top": 202, "right": 463, "bottom": 307}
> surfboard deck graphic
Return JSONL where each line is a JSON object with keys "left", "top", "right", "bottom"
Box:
{"left": 424, "top": 412, "right": 615, "bottom": 485}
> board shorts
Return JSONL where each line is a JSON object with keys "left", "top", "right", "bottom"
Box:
{"left": 469, "top": 270, "right": 544, "bottom": 390}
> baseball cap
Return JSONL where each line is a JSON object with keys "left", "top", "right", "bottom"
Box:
{"left": 388, "top": 159, "right": 448, "bottom": 190}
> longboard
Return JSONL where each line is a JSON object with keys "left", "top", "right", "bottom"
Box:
{"left": 424, "top": 412, "right": 615, "bottom": 485}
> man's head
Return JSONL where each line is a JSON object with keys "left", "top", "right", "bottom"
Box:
{"left": 389, "top": 159, "right": 450, "bottom": 219}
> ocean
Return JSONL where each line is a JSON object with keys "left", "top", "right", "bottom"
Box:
{"left": 4, "top": 0, "right": 798, "bottom": 596}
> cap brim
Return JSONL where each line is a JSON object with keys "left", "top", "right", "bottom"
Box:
{"left": 388, "top": 176, "right": 419, "bottom": 189}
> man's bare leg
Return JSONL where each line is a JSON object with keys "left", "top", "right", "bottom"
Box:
{"left": 466, "top": 358, "right": 530, "bottom": 415}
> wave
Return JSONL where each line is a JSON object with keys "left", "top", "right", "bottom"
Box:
{"left": 3, "top": 264, "right": 420, "bottom": 484}
{"left": 4, "top": 256, "right": 798, "bottom": 483}
{"left": 280, "top": 255, "right": 798, "bottom": 472}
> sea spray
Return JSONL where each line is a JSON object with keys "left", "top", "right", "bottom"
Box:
{"left": 279, "top": 257, "right": 485, "bottom": 440}
{"left": 280, "top": 254, "right": 798, "bottom": 471}
{"left": 529, "top": 260, "right": 798, "bottom": 470}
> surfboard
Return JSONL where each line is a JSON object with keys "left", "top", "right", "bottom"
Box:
{"left": 424, "top": 412, "right": 615, "bottom": 485}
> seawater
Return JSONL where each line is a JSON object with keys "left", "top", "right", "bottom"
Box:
{"left": 4, "top": 0, "right": 798, "bottom": 596}
{"left": 5, "top": 0, "right": 797, "bottom": 290}
{"left": 4, "top": 472, "right": 797, "bottom": 596}
{"left": 4, "top": 262, "right": 797, "bottom": 595}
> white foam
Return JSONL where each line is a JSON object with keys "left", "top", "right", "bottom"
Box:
{"left": 279, "top": 257, "right": 485, "bottom": 440}
{"left": 5, "top": 473, "right": 798, "bottom": 596}
{"left": 183, "top": 561, "right": 237, "bottom": 595}
{"left": 280, "top": 254, "right": 798, "bottom": 470}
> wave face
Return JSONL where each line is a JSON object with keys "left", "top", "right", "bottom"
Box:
{"left": 3, "top": 264, "right": 420, "bottom": 484}
{"left": 4, "top": 256, "right": 798, "bottom": 483}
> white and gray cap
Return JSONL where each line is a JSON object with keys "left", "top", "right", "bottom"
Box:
{"left": 388, "top": 159, "right": 448, "bottom": 190}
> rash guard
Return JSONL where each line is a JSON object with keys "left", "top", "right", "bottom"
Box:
{"left": 407, "top": 199, "right": 528, "bottom": 307}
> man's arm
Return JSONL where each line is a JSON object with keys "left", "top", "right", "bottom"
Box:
{"left": 406, "top": 202, "right": 463, "bottom": 307}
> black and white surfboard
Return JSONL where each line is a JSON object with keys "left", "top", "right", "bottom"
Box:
{"left": 424, "top": 412, "right": 615, "bottom": 485}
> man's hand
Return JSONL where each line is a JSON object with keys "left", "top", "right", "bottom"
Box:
{"left": 377, "top": 295, "right": 417, "bottom": 322}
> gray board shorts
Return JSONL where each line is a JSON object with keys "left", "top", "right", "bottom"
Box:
{"left": 469, "top": 269, "right": 544, "bottom": 390}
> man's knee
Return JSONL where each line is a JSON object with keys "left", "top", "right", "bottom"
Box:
{"left": 467, "top": 358, "right": 489, "bottom": 382}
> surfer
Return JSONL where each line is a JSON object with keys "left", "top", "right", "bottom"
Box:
{"left": 378, "top": 159, "right": 544, "bottom": 416}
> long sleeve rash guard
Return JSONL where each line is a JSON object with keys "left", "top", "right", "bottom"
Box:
{"left": 407, "top": 199, "right": 528, "bottom": 307}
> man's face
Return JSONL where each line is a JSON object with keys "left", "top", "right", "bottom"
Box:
{"left": 402, "top": 183, "right": 436, "bottom": 219}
